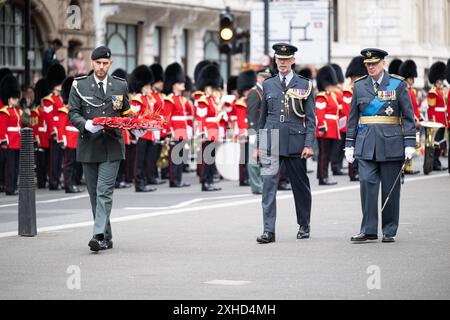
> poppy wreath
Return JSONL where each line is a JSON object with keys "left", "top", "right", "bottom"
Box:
{"left": 93, "top": 114, "right": 165, "bottom": 130}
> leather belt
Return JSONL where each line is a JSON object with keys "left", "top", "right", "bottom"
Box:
{"left": 359, "top": 116, "right": 401, "bottom": 125}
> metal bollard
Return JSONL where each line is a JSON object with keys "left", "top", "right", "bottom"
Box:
{"left": 18, "top": 127, "right": 37, "bottom": 236}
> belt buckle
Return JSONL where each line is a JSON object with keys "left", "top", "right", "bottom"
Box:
{"left": 280, "top": 115, "right": 285, "bottom": 123}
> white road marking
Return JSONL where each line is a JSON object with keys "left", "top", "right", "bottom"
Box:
{"left": 0, "top": 194, "right": 89, "bottom": 208}
{"left": 0, "top": 173, "right": 447, "bottom": 239}
{"left": 204, "top": 280, "right": 252, "bottom": 286}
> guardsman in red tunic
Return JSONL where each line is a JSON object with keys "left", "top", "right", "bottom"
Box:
{"left": 446, "top": 59, "right": 450, "bottom": 174}
{"left": 0, "top": 68, "right": 13, "bottom": 192}
{"left": 195, "top": 63, "right": 223, "bottom": 191}
{"left": 399, "top": 60, "right": 422, "bottom": 175}
{"left": 161, "top": 63, "right": 192, "bottom": 188}
{"left": 427, "top": 61, "right": 448, "bottom": 171}
{"left": 58, "top": 76, "right": 84, "bottom": 193}
{"left": 43, "top": 63, "right": 66, "bottom": 190}
{"left": 315, "top": 65, "right": 339, "bottom": 186}
{"left": 235, "top": 70, "right": 256, "bottom": 187}
{"left": 343, "top": 56, "right": 368, "bottom": 182}
{"left": 0, "top": 75, "right": 22, "bottom": 195}
{"left": 330, "top": 63, "right": 347, "bottom": 176}
{"left": 129, "top": 65, "right": 159, "bottom": 192}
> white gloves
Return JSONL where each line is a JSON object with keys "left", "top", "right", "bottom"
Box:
{"left": 132, "top": 129, "right": 147, "bottom": 138}
{"left": 85, "top": 119, "right": 103, "bottom": 134}
{"left": 345, "top": 147, "right": 355, "bottom": 164}
{"left": 405, "top": 147, "right": 415, "bottom": 160}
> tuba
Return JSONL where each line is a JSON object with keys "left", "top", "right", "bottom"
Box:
{"left": 157, "top": 143, "right": 170, "bottom": 170}
{"left": 420, "top": 121, "right": 444, "bottom": 175}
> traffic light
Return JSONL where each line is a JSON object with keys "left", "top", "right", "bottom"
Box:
{"left": 219, "top": 10, "right": 235, "bottom": 54}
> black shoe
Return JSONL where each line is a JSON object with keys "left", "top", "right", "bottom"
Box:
{"left": 135, "top": 185, "right": 157, "bottom": 192}
{"left": 239, "top": 180, "right": 250, "bottom": 187}
{"left": 49, "top": 184, "right": 62, "bottom": 191}
{"left": 278, "top": 182, "right": 292, "bottom": 191}
{"left": 202, "top": 183, "right": 221, "bottom": 191}
{"left": 88, "top": 238, "right": 108, "bottom": 252}
{"left": 297, "top": 225, "right": 310, "bottom": 239}
{"left": 148, "top": 178, "right": 167, "bottom": 185}
{"left": 101, "top": 239, "right": 113, "bottom": 250}
{"left": 5, "top": 190, "right": 18, "bottom": 196}
{"left": 404, "top": 170, "right": 420, "bottom": 175}
{"left": 170, "top": 181, "right": 191, "bottom": 188}
{"left": 333, "top": 170, "right": 347, "bottom": 176}
{"left": 115, "top": 181, "right": 131, "bottom": 189}
{"left": 256, "top": 231, "right": 276, "bottom": 244}
{"left": 350, "top": 233, "right": 378, "bottom": 242}
{"left": 252, "top": 191, "right": 262, "bottom": 195}
{"left": 319, "top": 178, "right": 337, "bottom": 186}
{"left": 307, "top": 169, "right": 314, "bottom": 174}
{"left": 0, "top": 186, "right": 3, "bottom": 193}
{"left": 350, "top": 175, "right": 360, "bottom": 182}
{"left": 66, "top": 185, "right": 84, "bottom": 193}
{"left": 382, "top": 235, "right": 396, "bottom": 243}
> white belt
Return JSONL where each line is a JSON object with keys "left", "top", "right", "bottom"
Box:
{"left": 7, "top": 127, "right": 20, "bottom": 132}
{"left": 38, "top": 127, "right": 47, "bottom": 132}
{"left": 186, "top": 116, "right": 194, "bottom": 120}
{"left": 230, "top": 116, "right": 238, "bottom": 121}
{"left": 171, "top": 116, "right": 188, "bottom": 121}
{"left": 53, "top": 116, "right": 59, "bottom": 121}
{"left": 324, "top": 114, "right": 339, "bottom": 120}
{"left": 205, "top": 117, "right": 217, "bottom": 123}
{"left": 435, "top": 107, "right": 446, "bottom": 112}
{"left": 65, "top": 126, "right": 79, "bottom": 132}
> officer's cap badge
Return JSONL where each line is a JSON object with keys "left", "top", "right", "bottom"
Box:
{"left": 367, "top": 51, "right": 372, "bottom": 58}
{"left": 281, "top": 46, "right": 287, "bottom": 52}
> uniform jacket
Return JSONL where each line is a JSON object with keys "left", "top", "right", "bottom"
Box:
{"left": 258, "top": 73, "right": 316, "bottom": 157}
{"left": 130, "top": 93, "right": 161, "bottom": 141}
{"left": 57, "top": 105, "right": 79, "bottom": 149}
{"left": 407, "top": 87, "right": 423, "bottom": 122}
{"left": 315, "top": 91, "right": 340, "bottom": 140}
{"left": 341, "top": 87, "right": 353, "bottom": 133}
{"left": 162, "top": 94, "right": 194, "bottom": 141}
{"left": 232, "top": 97, "right": 248, "bottom": 137}
{"left": 246, "top": 85, "right": 263, "bottom": 132}
{"left": 195, "top": 94, "right": 220, "bottom": 141}
{"left": 427, "top": 86, "right": 447, "bottom": 127}
{"left": 0, "top": 106, "right": 23, "bottom": 150}
{"left": 345, "top": 72, "right": 416, "bottom": 161}
{"left": 68, "top": 74, "right": 131, "bottom": 163}
{"left": 42, "top": 94, "right": 64, "bottom": 140}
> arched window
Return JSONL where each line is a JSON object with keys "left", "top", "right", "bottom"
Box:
{"left": 203, "top": 31, "right": 229, "bottom": 81}
{"left": 0, "top": 3, "right": 43, "bottom": 82}
{"left": 106, "top": 23, "right": 137, "bottom": 72}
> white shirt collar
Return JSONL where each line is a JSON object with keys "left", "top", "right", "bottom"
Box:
{"left": 371, "top": 72, "right": 384, "bottom": 86}
{"left": 279, "top": 70, "right": 294, "bottom": 86}
{"left": 94, "top": 74, "right": 108, "bottom": 93}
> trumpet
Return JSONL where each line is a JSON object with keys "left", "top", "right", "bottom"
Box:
{"left": 420, "top": 121, "right": 444, "bottom": 175}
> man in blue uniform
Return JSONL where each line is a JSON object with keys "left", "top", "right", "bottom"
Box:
{"left": 256, "top": 43, "right": 316, "bottom": 244}
{"left": 345, "top": 48, "right": 416, "bottom": 243}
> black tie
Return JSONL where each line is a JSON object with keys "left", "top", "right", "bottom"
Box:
{"left": 99, "top": 81, "right": 105, "bottom": 98}
{"left": 281, "top": 76, "right": 287, "bottom": 91}
{"left": 373, "top": 81, "right": 379, "bottom": 93}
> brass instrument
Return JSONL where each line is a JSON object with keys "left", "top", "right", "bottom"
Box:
{"left": 420, "top": 121, "right": 444, "bottom": 175}
{"left": 156, "top": 142, "right": 170, "bottom": 170}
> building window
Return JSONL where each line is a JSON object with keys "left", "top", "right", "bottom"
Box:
{"left": 180, "top": 29, "right": 188, "bottom": 72}
{"left": 203, "top": 31, "right": 228, "bottom": 81}
{"left": 106, "top": 23, "right": 137, "bottom": 72}
{"left": 0, "top": 3, "right": 42, "bottom": 82}
{"left": 153, "top": 26, "right": 162, "bottom": 64}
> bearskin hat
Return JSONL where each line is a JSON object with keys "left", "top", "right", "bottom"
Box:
{"left": 111, "top": 68, "right": 128, "bottom": 81}
{"left": 0, "top": 68, "right": 12, "bottom": 82}
{"left": 0, "top": 74, "right": 21, "bottom": 105}
{"left": 185, "top": 75, "right": 193, "bottom": 92}
{"left": 196, "top": 64, "right": 223, "bottom": 91}
{"left": 446, "top": 59, "right": 450, "bottom": 84}
{"left": 129, "top": 65, "right": 154, "bottom": 93}
{"left": 194, "top": 60, "right": 213, "bottom": 84}
{"left": 398, "top": 60, "right": 418, "bottom": 79}
{"left": 163, "top": 63, "right": 185, "bottom": 95}
{"left": 428, "top": 61, "right": 446, "bottom": 84}
{"left": 33, "top": 79, "right": 50, "bottom": 106}
{"left": 46, "top": 63, "right": 66, "bottom": 89}
{"left": 237, "top": 70, "right": 257, "bottom": 95}
{"left": 61, "top": 77, "right": 74, "bottom": 105}
{"left": 331, "top": 63, "right": 344, "bottom": 83}
{"left": 227, "top": 76, "right": 238, "bottom": 94}
{"left": 149, "top": 63, "right": 164, "bottom": 83}
{"left": 345, "top": 56, "right": 367, "bottom": 78}
{"left": 298, "top": 68, "right": 312, "bottom": 79}
{"left": 316, "top": 65, "right": 338, "bottom": 92}
{"left": 388, "top": 58, "right": 403, "bottom": 76}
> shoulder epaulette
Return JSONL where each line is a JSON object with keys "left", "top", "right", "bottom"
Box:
{"left": 343, "top": 86, "right": 353, "bottom": 94}
{"left": 428, "top": 87, "right": 437, "bottom": 95}
{"left": 354, "top": 75, "right": 368, "bottom": 82}
{"left": 58, "top": 106, "right": 69, "bottom": 114}
{"left": 112, "top": 75, "right": 126, "bottom": 82}
{"left": 235, "top": 98, "right": 246, "bottom": 108}
{"left": 43, "top": 95, "right": 53, "bottom": 103}
{"left": 31, "top": 107, "right": 39, "bottom": 115}
{"left": 164, "top": 93, "right": 174, "bottom": 104}
{"left": 193, "top": 91, "right": 203, "bottom": 96}
{"left": 131, "top": 93, "right": 142, "bottom": 103}
{"left": 316, "top": 92, "right": 327, "bottom": 99}
{"left": 198, "top": 95, "right": 209, "bottom": 104}
{"left": 263, "top": 74, "right": 277, "bottom": 83}
{"left": 75, "top": 75, "right": 87, "bottom": 80}
{"left": 0, "top": 106, "right": 9, "bottom": 116}
{"left": 390, "top": 74, "right": 404, "bottom": 81}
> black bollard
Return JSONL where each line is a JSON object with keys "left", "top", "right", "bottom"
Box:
{"left": 18, "top": 127, "right": 37, "bottom": 236}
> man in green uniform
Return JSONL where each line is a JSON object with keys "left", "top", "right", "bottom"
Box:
{"left": 68, "top": 46, "right": 146, "bottom": 252}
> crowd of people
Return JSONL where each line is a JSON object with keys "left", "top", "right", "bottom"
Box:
{"left": 0, "top": 47, "right": 449, "bottom": 197}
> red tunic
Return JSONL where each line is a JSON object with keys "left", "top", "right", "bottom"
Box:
{"left": 162, "top": 94, "right": 194, "bottom": 141}
{"left": 341, "top": 88, "right": 353, "bottom": 133}
{"left": 130, "top": 93, "right": 162, "bottom": 141}
{"left": 195, "top": 94, "right": 220, "bottom": 141}
{"left": 232, "top": 97, "right": 248, "bottom": 137}
{"left": 56, "top": 106, "right": 79, "bottom": 149}
{"left": 427, "top": 86, "right": 447, "bottom": 127}
{"left": 334, "top": 88, "right": 346, "bottom": 134}
{"left": 0, "top": 106, "right": 23, "bottom": 150}
{"left": 407, "top": 87, "right": 423, "bottom": 122}
{"left": 42, "top": 94, "right": 64, "bottom": 140}
{"left": 315, "top": 91, "right": 340, "bottom": 140}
